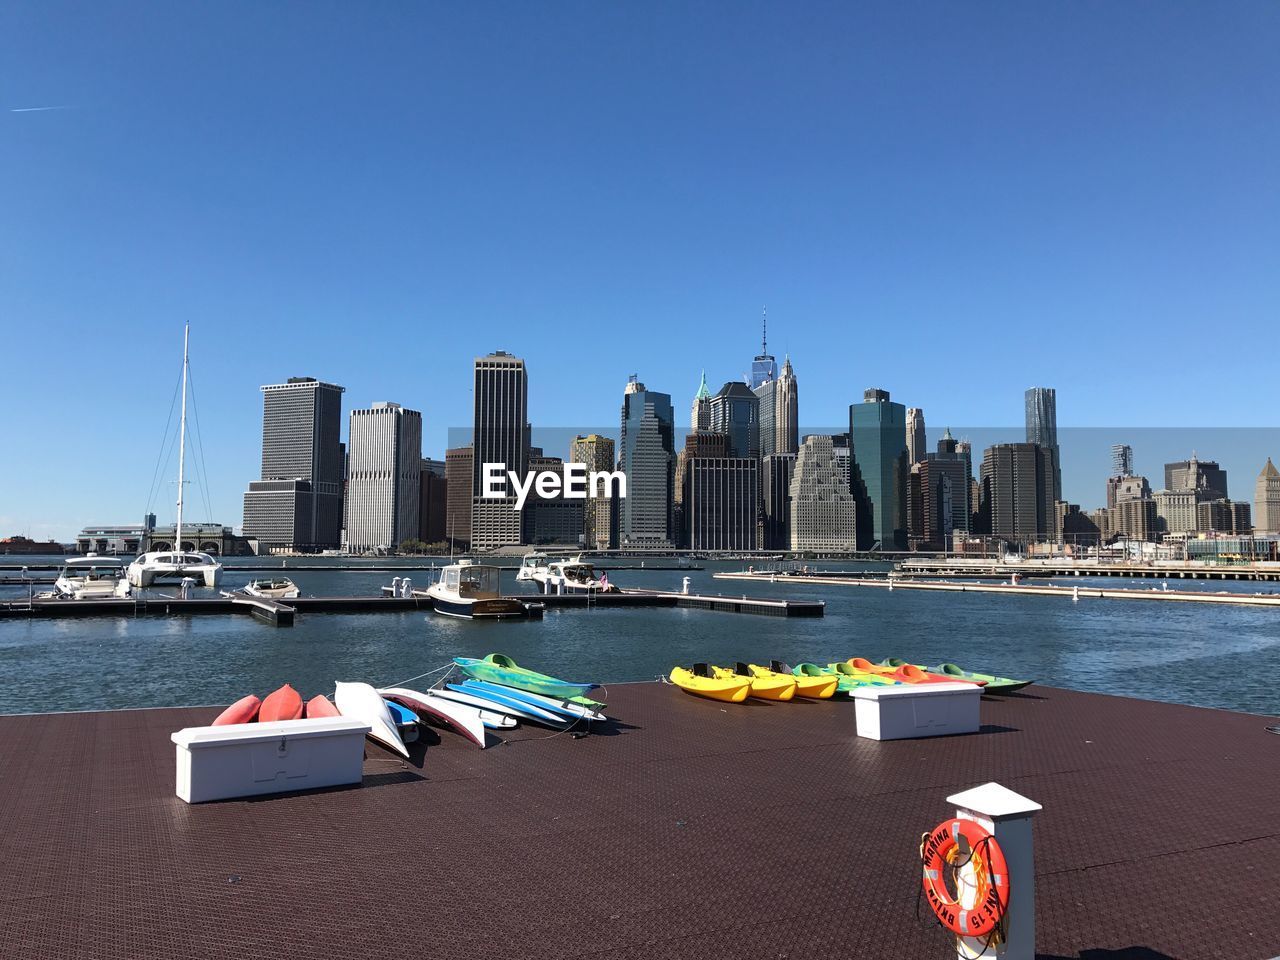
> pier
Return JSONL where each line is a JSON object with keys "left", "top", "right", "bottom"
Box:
{"left": 898, "top": 558, "right": 1280, "bottom": 582}
{"left": 715, "top": 570, "right": 1280, "bottom": 607}
{"left": 0, "top": 682, "right": 1273, "bottom": 959}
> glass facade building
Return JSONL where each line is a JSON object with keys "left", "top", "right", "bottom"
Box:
{"left": 849, "top": 388, "right": 908, "bottom": 551}
{"left": 618, "top": 378, "right": 675, "bottom": 547}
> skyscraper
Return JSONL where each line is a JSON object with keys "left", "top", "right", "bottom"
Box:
{"left": 710, "top": 381, "right": 759, "bottom": 459}
{"left": 1111, "top": 444, "right": 1134, "bottom": 478}
{"left": 1025, "top": 387, "right": 1061, "bottom": 503}
{"left": 789, "top": 435, "right": 856, "bottom": 552}
{"left": 418, "top": 458, "right": 447, "bottom": 545}
{"left": 571, "top": 434, "right": 616, "bottom": 550}
{"left": 618, "top": 377, "right": 675, "bottom": 547}
{"left": 749, "top": 307, "right": 777, "bottom": 390}
{"left": 849, "top": 388, "right": 908, "bottom": 551}
{"left": 774, "top": 356, "right": 798, "bottom": 456}
{"left": 345, "top": 403, "right": 422, "bottom": 553}
{"left": 1164, "top": 456, "right": 1228, "bottom": 501}
{"left": 1255, "top": 459, "right": 1280, "bottom": 535}
{"left": 977, "top": 443, "right": 1054, "bottom": 541}
{"left": 471, "top": 352, "right": 528, "bottom": 551}
{"left": 916, "top": 428, "right": 971, "bottom": 547}
{"left": 755, "top": 377, "right": 777, "bottom": 458}
{"left": 906, "top": 408, "right": 926, "bottom": 465}
{"left": 242, "top": 376, "right": 345, "bottom": 552}
{"left": 691, "top": 372, "right": 712, "bottom": 431}
{"left": 684, "top": 457, "right": 759, "bottom": 551}
{"left": 445, "top": 446, "right": 473, "bottom": 549}
{"left": 761, "top": 452, "right": 796, "bottom": 550}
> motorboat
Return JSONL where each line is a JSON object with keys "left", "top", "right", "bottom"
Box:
{"left": 515, "top": 551, "right": 550, "bottom": 583}
{"left": 53, "top": 555, "right": 132, "bottom": 599}
{"left": 519, "top": 553, "right": 618, "bottom": 594}
{"left": 126, "top": 324, "right": 224, "bottom": 591}
{"left": 241, "top": 578, "right": 300, "bottom": 599}
{"left": 426, "top": 560, "right": 530, "bottom": 620}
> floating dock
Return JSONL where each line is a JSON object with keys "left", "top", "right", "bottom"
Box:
{"left": 0, "top": 682, "right": 1273, "bottom": 959}
{"left": 898, "top": 558, "right": 1280, "bottom": 582}
{"left": 388, "top": 586, "right": 825, "bottom": 617}
{"left": 715, "top": 571, "right": 1280, "bottom": 607}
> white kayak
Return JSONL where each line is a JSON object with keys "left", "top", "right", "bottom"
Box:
{"left": 462, "top": 679, "right": 608, "bottom": 723}
{"left": 427, "top": 686, "right": 564, "bottom": 726}
{"left": 334, "top": 681, "right": 409, "bottom": 758}
{"left": 380, "top": 686, "right": 490, "bottom": 749}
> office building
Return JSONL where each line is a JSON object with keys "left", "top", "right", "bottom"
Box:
{"left": 755, "top": 377, "right": 777, "bottom": 458}
{"left": 685, "top": 458, "right": 759, "bottom": 551}
{"left": 849, "top": 388, "right": 908, "bottom": 551}
{"left": 977, "top": 443, "right": 1054, "bottom": 541}
{"left": 749, "top": 308, "right": 777, "bottom": 390}
{"left": 444, "top": 446, "right": 473, "bottom": 549}
{"left": 1165, "top": 457, "right": 1228, "bottom": 501}
{"left": 418, "top": 459, "right": 447, "bottom": 544}
{"left": 345, "top": 403, "right": 422, "bottom": 553}
{"left": 618, "top": 377, "right": 675, "bottom": 548}
{"left": 790, "top": 435, "right": 857, "bottom": 552}
{"left": 525, "top": 456, "right": 586, "bottom": 545}
{"left": 1112, "top": 444, "right": 1134, "bottom": 478}
{"left": 761, "top": 453, "right": 796, "bottom": 550}
{"left": 1025, "top": 387, "right": 1061, "bottom": 503}
{"left": 916, "top": 428, "right": 971, "bottom": 546}
{"left": 710, "top": 381, "right": 759, "bottom": 459}
{"left": 906, "top": 408, "right": 926, "bottom": 465}
{"left": 1113, "top": 496, "right": 1157, "bottom": 542}
{"left": 242, "top": 377, "right": 345, "bottom": 551}
{"left": 691, "top": 372, "right": 712, "bottom": 431}
{"left": 471, "top": 352, "right": 528, "bottom": 551}
{"left": 1153, "top": 489, "right": 1197, "bottom": 536}
{"left": 1197, "top": 499, "right": 1252, "bottom": 535}
{"left": 571, "top": 434, "right": 616, "bottom": 550}
{"left": 1056, "top": 503, "right": 1102, "bottom": 547}
{"left": 1255, "top": 459, "right": 1280, "bottom": 535}
{"left": 774, "top": 356, "right": 798, "bottom": 455}
{"left": 675, "top": 431, "right": 728, "bottom": 547}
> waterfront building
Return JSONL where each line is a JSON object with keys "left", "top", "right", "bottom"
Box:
{"left": 1255, "top": 459, "right": 1280, "bottom": 535}
{"left": 345, "top": 403, "right": 421, "bottom": 553}
{"left": 618, "top": 377, "right": 675, "bottom": 548}
{"left": 710, "top": 381, "right": 759, "bottom": 459}
{"left": 849, "top": 388, "right": 908, "bottom": 551}
{"left": 1025, "top": 387, "right": 1062, "bottom": 503}
{"left": 1197, "top": 499, "right": 1252, "bottom": 535}
{"left": 142, "top": 523, "right": 251, "bottom": 556}
{"left": 749, "top": 308, "right": 777, "bottom": 390}
{"left": 471, "top": 352, "right": 528, "bottom": 551}
{"left": 571, "top": 434, "right": 616, "bottom": 550}
{"left": 1153, "top": 489, "right": 1197, "bottom": 536}
{"left": 242, "top": 377, "right": 345, "bottom": 552}
{"left": 690, "top": 372, "right": 712, "bottom": 431}
{"left": 977, "top": 442, "right": 1054, "bottom": 542}
{"left": 75, "top": 520, "right": 153, "bottom": 555}
{"left": 525, "top": 455, "right": 586, "bottom": 546}
{"left": 761, "top": 453, "right": 796, "bottom": 550}
{"left": 418, "top": 459, "right": 447, "bottom": 544}
{"left": 684, "top": 458, "right": 760, "bottom": 551}
{"left": 790, "top": 435, "right": 857, "bottom": 552}
{"left": 906, "top": 408, "right": 926, "bottom": 465}
{"left": 915, "top": 428, "right": 971, "bottom": 547}
{"left": 675, "top": 431, "right": 728, "bottom": 547}
{"left": 1165, "top": 456, "right": 1228, "bottom": 501}
{"left": 1113, "top": 496, "right": 1157, "bottom": 542}
{"left": 444, "top": 446, "right": 473, "bottom": 549}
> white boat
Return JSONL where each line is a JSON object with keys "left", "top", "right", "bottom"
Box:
{"left": 53, "top": 556, "right": 132, "bottom": 600}
{"left": 524, "top": 554, "right": 618, "bottom": 595}
{"left": 426, "top": 560, "right": 529, "bottom": 619}
{"left": 127, "top": 324, "right": 224, "bottom": 591}
{"left": 515, "top": 551, "right": 550, "bottom": 583}
{"left": 242, "top": 578, "right": 300, "bottom": 599}
{"left": 333, "top": 681, "right": 409, "bottom": 758}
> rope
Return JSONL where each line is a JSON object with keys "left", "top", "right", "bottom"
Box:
{"left": 917, "top": 829, "right": 1007, "bottom": 953}
{"left": 144, "top": 367, "right": 184, "bottom": 515}
{"left": 383, "top": 661, "right": 455, "bottom": 690}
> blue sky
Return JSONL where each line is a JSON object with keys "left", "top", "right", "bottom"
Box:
{"left": 3, "top": 2, "right": 1278, "bottom": 539}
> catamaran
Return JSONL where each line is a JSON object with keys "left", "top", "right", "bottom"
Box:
{"left": 127, "top": 325, "right": 223, "bottom": 590}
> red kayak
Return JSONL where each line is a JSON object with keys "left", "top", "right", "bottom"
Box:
{"left": 259, "top": 683, "right": 304, "bottom": 721}
{"left": 212, "top": 694, "right": 261, "bottom": 726}
{"left": 305, "top": 694, "right": 339, "bottom": 719}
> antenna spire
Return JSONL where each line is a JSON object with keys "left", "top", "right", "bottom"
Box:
{"left": 761, "top": 305, "right": 767, "bottom": 354}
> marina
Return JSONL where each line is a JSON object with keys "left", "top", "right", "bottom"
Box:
{"left": 0, "top": 681, "right": 1274, "bottom": 959}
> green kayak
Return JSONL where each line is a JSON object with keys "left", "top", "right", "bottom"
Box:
{"left": 934, "top": 662, "right": 1033, "bottom": 694}
{"left": 454, "top": 654, "right": 600, "bottom": 701}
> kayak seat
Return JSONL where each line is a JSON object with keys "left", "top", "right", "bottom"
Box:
{"left": 770, "top": 660, "right": 790, "bottom": 674}
{"left": 693, "top": 663, "right": 713, "bottom": 679}
{"left": 735, "top": 662, "right": 751, "bottom": 676}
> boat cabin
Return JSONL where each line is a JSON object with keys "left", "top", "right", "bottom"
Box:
{"left": 443, "top": 563, "right": 502, "bottom": 600}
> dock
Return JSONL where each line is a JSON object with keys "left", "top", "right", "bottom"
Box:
{"left": 387, "top": 586, "right": 825, "bottom": 617}
{"left": 715, "top": 571, "right": 1280, "bottom": 608}
{"left": 898, "top": 558, "right": 1280, "bottom": 582}
{"left": 0, "top": 682, "right": 1274, "bottom": 959}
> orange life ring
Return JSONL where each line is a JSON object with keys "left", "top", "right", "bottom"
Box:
{"left": 921, "top": 818, "right": 1010, "bottom": 937}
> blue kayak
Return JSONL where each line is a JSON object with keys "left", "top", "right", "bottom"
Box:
{"left": 456, "top": 678, "right": 588, "bottom": 722}
{"left": 383, "top": 699, "right": 420, "bottom": 743}
{"left": 443, "top": 683, "right": 567, "bottom": 726}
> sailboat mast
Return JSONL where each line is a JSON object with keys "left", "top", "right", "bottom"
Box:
{"left": 176, "top": 323, "right": 190, "bottom": 554}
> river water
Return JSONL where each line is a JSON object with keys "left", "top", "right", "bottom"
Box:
{"left": 2, "top": 558, "right": 1278, "bottom": 716}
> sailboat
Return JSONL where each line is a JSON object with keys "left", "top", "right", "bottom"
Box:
{"left": 127, "top": 325, "right": 224, "bottom": 590}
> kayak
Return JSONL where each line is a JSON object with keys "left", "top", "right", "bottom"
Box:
{"left": 212, "top": 694, "right": 260, "bottom": 726}
{"left": 455, "top": 654, "right": 598, "bottom": 700}
{"left": 670, "top": 664, "right": 751, "bottom": 703}
{"left": 305, "top": 694, "right": 339, "bottom": 719}
{"left": 427, "top": 686, "right": 552, "bottom": 727}
{"left": 259, "top": 683, "right": 303, "bottom": 722}
{"left": 334, "top": 681, "right": 409, "bottom": 758}
{"left": 873, "top": 658, "right": 987, "bottom": 687}
{"left": 793, "top": 662, "right": 889, "bottom": 695}
{"left": 380, "top": 686, "right": 491, "bottom": 747}
{"left": 827, "top": 662, "right": 899, "bottom": 687}
{"left": 934, "top": 663, "right": 1033, "bottom": 694}
{"left": 443, "top": 683, "right": 568, "bottom": 727}
{"left": 757, "top": 660, "right": 836, "bottom": 699}
{"left": 712, "top": 663, "right": 796, "bottom": 701}
{"left": 384, "top": 699, "right": 420, "bottom": 744}
{"left": 846, "top": 657, "right": 977, "bottom": 686}
{"left": 456, "top": 678, "right": 607, "bottom": 722}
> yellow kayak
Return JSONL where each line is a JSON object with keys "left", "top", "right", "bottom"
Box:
{"left": 670, "top": 664, "right": 750, "bottom": 703}
{"left": 753, "top": 661, "right": 837, "bottom": 699}
{"left": 714, "top": 663, "right": 796, "bottom": 701}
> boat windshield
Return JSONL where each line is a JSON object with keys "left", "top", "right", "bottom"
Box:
{"left": 60, "top": 564, "right": 121, "bottom": 581}
{"left": 459, "top": 566, "right": 499, "bottom": 592}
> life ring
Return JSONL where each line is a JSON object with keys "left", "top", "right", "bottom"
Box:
{"left": 921, "top": 818, "right": 1010, "bottom": 937}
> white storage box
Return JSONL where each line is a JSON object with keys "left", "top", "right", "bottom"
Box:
{"left": 851, "top": 682, "right": 981, "bottom": 741}
{"left": 171, "top": 717, "right": 371, "bottom": 803}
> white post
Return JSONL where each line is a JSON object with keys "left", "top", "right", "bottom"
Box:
{"left": 946, "top": 782, "right": 1041, "bottom": 960}
{"left": 681, "top": 576, "right": 691, "bottom": 595}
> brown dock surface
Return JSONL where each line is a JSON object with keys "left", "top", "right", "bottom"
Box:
{"left": 0, "top": 683, "right": 1276, "bottom": 959}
